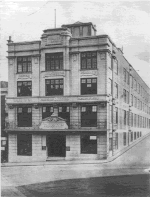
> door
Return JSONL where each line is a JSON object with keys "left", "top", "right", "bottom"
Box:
{"left": 47, "top": 135, "right": 66, "bottom": 157}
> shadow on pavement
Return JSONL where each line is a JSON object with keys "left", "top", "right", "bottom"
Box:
{"left": 15, "top": 174, "right": 150, "bottom": 197}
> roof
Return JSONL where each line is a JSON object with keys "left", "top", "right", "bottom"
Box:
{"left": 62, "top": 21, "right": 97, "bottom": 31}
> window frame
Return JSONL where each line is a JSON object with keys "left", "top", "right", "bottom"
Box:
{"left": 81, "top": 51, "right": 97, "bottom": 70}
{"left": 81, "top": 105, "right": 97, "bottom": 127}
{"left": 45, "top": 78, "right": 64, "bottom": 96}
{"left": 45, "top": 53, "right": 63, "bottom": 71}
{"left": 81, "top": 78, "right": 97, "bottom": 95}
{"left": 17, "top": 81, "right": 32, "bottom": 97}
{"left": 17, "top": 107, "right": 32, "bottom": 127}
{"left": 17, "top": 56, "right": 32, "bottom": 73}
{"left": 81, "top": 135, "right": 97, "bottom": 154}
{"left": 17, "top": 133, "right": 32, "bottom": 156}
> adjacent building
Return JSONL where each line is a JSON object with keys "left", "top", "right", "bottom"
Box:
{"left": 6, "top": 22, "right": 150, "bottom": 163}
{"left": 1, "top": 81, "right": 8, "bottom": 162}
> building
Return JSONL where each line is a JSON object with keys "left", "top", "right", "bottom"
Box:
{"left": 6, "top": 21, "right": 150, "bottom": 163}
{"left": 1, "top": 81, "right": 8, "bottom": 162}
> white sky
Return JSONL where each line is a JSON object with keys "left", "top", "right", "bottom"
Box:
{"left": 0, "top": 0, "right": 150, "bottom": 87}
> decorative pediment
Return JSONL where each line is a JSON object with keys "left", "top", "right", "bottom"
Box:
{"left": 39, "top": 113, "right": 68, "bottom": 130}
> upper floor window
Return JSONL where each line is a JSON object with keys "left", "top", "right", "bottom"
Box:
{"left": 42, "top": 106, "right": 54, "bottom": 119}
{"left": 123, "top": 68, "right": 126, "bottom": 82}
{"left": 81, "top": 105, "right": 97, "bottom": 127}
{"left": 17, "top": 81, "right": 32, "bottom": 97}
{"left": 58, "top": 105, "right": 70, "bottom": 126}
{"left": 130, "top": 75, "right": 133, "bottom": 88}
{"left": 46, "top": 79, "right": 63, "bottom": 96}
{"left": 126, "top": 71, "right": 129, "bottom": 85}
{"left": 81, "top": 78, "right": 97, "bottom": 95}
{"left": 114, "top": 83, "right": 118, "bottom": 98}
{"left": 114, "top": 59, "right": 118, "bottom": 75}
{"left": 17, "top": 107, "right": 32, "bottom": 127}
{"left": 81, "top": 51, "right": 97, "bottom": 70}
{"left": 123, "top": 132, "right": 126, "bottom": 146}
{"left": 108, "top": 78, "right": 112, "bottom": 95}
{"left": 17, "top": 57, "right": 32, "bottom": 73}
{"left": 45, "top": 53, "right": 63, "bottom": 71}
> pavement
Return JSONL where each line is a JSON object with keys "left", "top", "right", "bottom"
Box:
{"left": 1, "top": 132, "right": 150, "bottom": 167}
{"left": 1, "top": 133, "right": 150, "bottom": 197}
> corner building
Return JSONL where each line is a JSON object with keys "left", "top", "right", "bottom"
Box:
{"left": 7, "top": 22, "right": 150, "bottom": 162}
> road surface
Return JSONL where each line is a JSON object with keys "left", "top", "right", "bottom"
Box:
{"left": 2, "top": 134, "right": 150, "bottom": 197}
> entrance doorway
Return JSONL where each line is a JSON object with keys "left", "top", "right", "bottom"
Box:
{"left": 47, "top": 135, "right": 66, "bottom": 157}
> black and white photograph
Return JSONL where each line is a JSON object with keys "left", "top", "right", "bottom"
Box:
{"left": 1, "top": 0, "right": 150, "bottom": 196}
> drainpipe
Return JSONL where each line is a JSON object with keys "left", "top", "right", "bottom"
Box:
{"left": 112, "top": 51, "right": 116, "bottom": 156}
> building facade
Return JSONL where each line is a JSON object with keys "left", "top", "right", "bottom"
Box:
{"left": 6, "top": 22, "right": 150, "bottom": 162}
{"left": 1, "top": 81, "right": 8, "bottom": 162}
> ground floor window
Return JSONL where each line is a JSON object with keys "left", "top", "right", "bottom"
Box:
{"left": 81, "top": 135, "right": 97, "bottom": 154}
{"left": 17, "top": 134, "right": 32, "bottom": 156}
{"left": 123, "top": 132, "right": 126, "bottom": 146}
{"left": 134, "top": 132, "right": 136, "bottom": 140}
{"left": 109, "top": 137, "right": 112, "bottom": 151}
{"left": 140, "top": 132, "right": 142, "bottom": 137}
{"left": 131, "top": 132, "right": 133, "bottom": 142}
{"left": 115, "top": 133, "right": 118, "bottom": 149}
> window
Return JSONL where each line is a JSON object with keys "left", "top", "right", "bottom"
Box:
{"left": 17, "top": 57, "right": 32, "bottom": 73}
{"left": 81, "top": 135, "right": 97, "bottom": 154}
{"left": 17, "top": 107, "right": 32, "bottom": 127}
{"left": 81, "top": 78, "right": 97, "bottom": 95}
{"left": 114, "top": 59, "right": 118, "bottom": 74}
{"left": 45, "top": 53, "right": 63, "bottom": 71}
{"left": 126, "top": 111, "right": 129, "bottom": 126}
{"left": 123, "top": 68, "right": 126, "bottom": 82}
{"left": 124, "top": 110, "right": 126, "bottom": 125}
{"left": 46, "top": 79, "right": 63, "bottom": 96}
{"left": 115, "top": 107, "right": 118, "bottom": 124}
{"left": 42, "top": 106, "right": 53, "bottom": 119}
{"left": 114, "top": 83, "right": 118, "bottom": 98}
{"left": 134, "top": 79, "right": 137, "bottom": 91}
{"left": 17, "top": 81, "right": 32, "bottom": 97}
{"left": 137, "top": 132, "right": 139, "bottom": 138}
{"left": 131, "top": 112, "right": 133, "bottom": 127}
{"left": 109, "top": 137, "right": 112, "bottom": 151}
{"left": 108, "top": 79, "right": 112, "bottom": 95}
{"left": 131, "top": 132, "right": 133, "bottom": 142}
{"left": 110, "top": 105, "right": 112, "bottom": 123}
{"left": 134, "top": 114, "right": 136, "bottom": 127}
{"left": 58, "top": 105, "right": 70, "bottom": 126}
{"left": 134, "top": 97, "right": 137, "bottom": 108}
{"left": 17, "top": 134, "right": 32, "bottom": 156}
{"left": 115, "top": 133, "right": 118, "bottom": 149}
{"left": 123, "top": 89, "right": 126, "bottom": 103}
{"left": 131, "top": 94, "right": 133, "bottom": 106}
{"left": 126, "top": 91, "right": 129, "bottom": 104}
{"left": 81, "top": 105, "right": 97, "bottom": 127}
{"left": 123, "top": 132, "right": 126, "bottom": 146}
{"left": 130, "top": 75, "right": 133, "bottom": 88}
{"left": 134, "top": 132, "right": 136, "bottom": 140}
{"left": 126, "top": 71, "right": 129, "bottom": 85}
{"left": 81, "top": 51, "right": 97, "bottom": 70}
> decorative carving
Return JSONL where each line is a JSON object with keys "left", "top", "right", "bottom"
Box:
{"left": 33, "top": 104, "right": 39, "bottom": 109}
{"left": 46, "top": 35, "right": 62, "bottom": 45}
{"left": 44, "top": 71, "right": 65, "bottom": 78}
{"left": 8, "top": 104, "right": 14, "bottom": 109}
{"left": 17, "top": 74, "right": 32, "bottom": 80}
{"left": 80, "top": 70, "right": 97, "bottom": 76}
{"left": 100, "top": 53, "right": 106, "bottom": 60}
{"left": 73, "top": 54, "right": 77, "bottom": 61}
{"left": 39, "top": 114, "right": 68, "bottom": 130}
{"left": 72, "top": 103, "right": 77, "bottom": 108}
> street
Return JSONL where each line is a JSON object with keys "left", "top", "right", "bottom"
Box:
{"left": 1, "top": 134, "right": 150, "bottom": 197}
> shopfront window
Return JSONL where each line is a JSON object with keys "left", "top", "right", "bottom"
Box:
{"left": 17, "top": 134, "right": 32, "bottom": 156}
{"left": 81, "top": 135, "right": 97, "bottom": 154}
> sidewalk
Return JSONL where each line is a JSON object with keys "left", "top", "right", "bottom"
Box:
{"left": 1, "top": 132, "right": 150, "bottom": 167}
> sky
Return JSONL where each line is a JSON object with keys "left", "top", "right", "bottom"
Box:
{"left": 0, "top": 0, "right": 150, "bottom": 87}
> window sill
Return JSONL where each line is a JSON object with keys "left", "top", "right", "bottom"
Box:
{"left": 16, "top": 72, "right": 32, "bottom": 74}
{"left": 41, "top": 70, "right": 65, "bottom": 72}
{"left": 80, "top": 69, "right": 98, "bottom": 71}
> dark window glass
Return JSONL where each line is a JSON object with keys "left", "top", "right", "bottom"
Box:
{"left": 115, "top": 133, "right": 118, "bottom": 149}
{"left": 124, "top": 110, "right": 126, "bottom": 125}
{"left": 81, "top": 78, "right": 97, "bottom": 95}
{"left": 81, "top": 52, "right": 97, "bottom": 69}
{"left": 114, "top": 59, "right": 118, "bottom": 75}
{"left": 126, "top": 71, "right": 129, "bottom": 84}
{"left": 131, "top": 132, "right": 133, "bottom": 142}
{"left": 114, "top": 83, "right": 118, "bottom": 98}
{"left": 81, "top": 105, "right": 97, "bottom": 127}
{"left": 45, "top": 53, "right": 63, "bottom": 71}
{"left": 134, "top": 132, "right": 136, "bottom": 140}
{"left": 17, "top": 134, "right": 32, "bottom": 156}
{"left": 42, "top": 106, "right": 54, "bottom": 119}
{"left": 115, "top": 107, "right": 118, "bottom": 124}
{"left": 109, "top": 79, "right": 112, "bottom": 95}
{"left": 123, "top": 89, "right": 126, "bottom": 103}
{"left": 81, "top": 135, "right": 97, "bottom": 154}
{"left": 58, "top": 106, "right": 70, "bottom": 127}
{"left": 123, "top": 132, "right": 126, "bottom": 146}
{"left": 46, "top": 79, "right": 63, "bottom": 96}
{"left": 17, "top": 57, "right": 32, "bottom": 73}
{"left": 123, "top": 68, "right": 126, "bottom": 82}
{"left": 17, "top": 81, "right": 32, "bottom": 96}
{"left": 17, "top": 107, "right": 32, "bottom": 127}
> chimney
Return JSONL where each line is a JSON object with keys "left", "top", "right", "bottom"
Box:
{"left": 7, "top": 36, "right": 13, "bottom": 43}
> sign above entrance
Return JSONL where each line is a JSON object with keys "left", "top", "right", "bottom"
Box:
{"left": 39, "top": 114, "right": 68, "bottom": 130}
